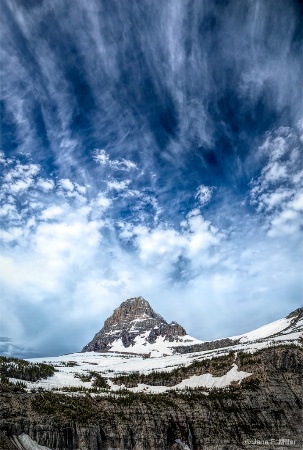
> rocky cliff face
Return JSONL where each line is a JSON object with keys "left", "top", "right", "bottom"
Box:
{"left": 0, "top": 346, "right": 302, "bottom": 450}
{"left": 82, "top": 297, "right": 187, "bottom": 353}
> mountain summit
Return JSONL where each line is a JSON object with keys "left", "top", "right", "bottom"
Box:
{"left": 82, "top": 296, "right": 200, "bottom": 355}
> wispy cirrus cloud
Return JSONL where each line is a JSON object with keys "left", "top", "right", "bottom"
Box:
{"left": 0, "top": 146, "right": 302, "bottom": 355}
{"left": 250, "top": 121, "right": 303, "bottom": 237}
{"left": 1, "top": 0, "right": 301, "bottom": 192}
{"left": 0, "top": 0, "right": 302, "bottom": 356}
{"left": 93, "top": 149, "right": 138, "bottom": 171}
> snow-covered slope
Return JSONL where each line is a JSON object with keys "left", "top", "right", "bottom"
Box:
{"left": 108, "top": 331, "right": 202, "bottom": 356}
{"left": 21, "top": 351, "right": 253, "bottom": 394}
{"left": 230, "top": 317, "right": 293, "bottom": 342}
{"left": 17, "top": 307, "right": 301, "bottom": 395}
{"left": 230, "top": 307, "right": 303, "bottom": 343}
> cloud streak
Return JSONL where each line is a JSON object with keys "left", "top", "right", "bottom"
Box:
{"left": 1, "top": 1, "right": 301, "bottom": 190}
{"left": 250, "top": 122, "right": 303, "bottom": 237}
{"left": 0, "top": 0, "right": 302, "bottom": 356}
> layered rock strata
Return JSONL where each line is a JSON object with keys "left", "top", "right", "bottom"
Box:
{"left": 1, "top": 347, "right": 302, "bottom": 450}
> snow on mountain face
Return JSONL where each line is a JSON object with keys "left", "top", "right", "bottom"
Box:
{"left": 237, "top": 318, "right": 293, "bottom": 343}
{"left": 82, "top": 298, "right": 303, "bottom": 357}
{"left": 230, "top": 307, "right": 303, "bottom": 343}
{"left": 20, "top": 306, "right": 302, "bottom": 395}
{"left": 82, "top": 296, "right": 202, "bottom": 356}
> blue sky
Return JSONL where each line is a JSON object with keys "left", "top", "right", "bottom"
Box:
{"left": 0, "top": 0, "right": 302, "bottom": 357}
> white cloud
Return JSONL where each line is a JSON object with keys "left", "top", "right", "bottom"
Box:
{"left": 10, "top": 179, "right": 32, "bottom": 193}
{"left": 250, "top": 122, "right": 303, "bottom": 237}
{"left": 263, "top": 161, "right": 287, "bottom": 182}
{"left": 118, "top": 221, "right": 135, "bottom": 240}
{"left": 107, "top": 179, "right": 131, "bottom": 191}
{"left": 195, "top": 185, "right": 213, "bottom": 206}
{"left": 259, "top": 133, "right": 289, "bottom": 162}
{"left": 93, "top": 149, "right": 138, "bottom": 171}
{"left": 2, "top": 162, "right": 40, "bottom": 194}
{"left": 75, "top": 183, "right": 87, "bottom": 194}
{"left": 0, "top": 227, "right": 23, "bottom": 243}
{"left": 0, "top": 147, "right": 301, "bottom": 355}
{"left": 93, "top": 149, "right": 109, "bottom": 165}
{"left": 41, "top": 205, "right": 66, "bottom": 220}
{"left": 0, "top": 203, "right": 16, "bottom": 218}
{"left": 134, "top": 225, "right": 185, "bottom": 263}
{"left": 95, "top": 193, "right": 112, "bottom": 208}
{"left": 0, "top": 206, "right": 102, "bottom": 305}
{"left": 37, "top": 178, "right": 55, "bottom": 191}
{"left": 111, "top": 159, "right": 137, "bottom": 171}
{"left": 185, "top": 211, "right": 221, "bottom": 259}
{"left": 33, "top": 219, "right": 100, "bottom": 262}
{"left": 268, "top": 208, "right": 301, "bottom": 238}
{"left": 4, "top": 163, "right": 40, "bottom": 182}
{"left": 288, "top": 192, "right": 303, "bottom": 211}
{"left": 259, "top": 189, "right": 293, "bottom": 210}
{"left": 60, "top": 178, "right": 74, "bottom": 191}
{"left": 121, "top": 208, "right": 222, "bottom": 276}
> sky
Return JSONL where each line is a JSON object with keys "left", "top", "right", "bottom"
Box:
{"left": 0, "top": 0, "right": 302, "bottom": 357}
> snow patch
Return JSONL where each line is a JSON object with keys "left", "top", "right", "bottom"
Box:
{"left": 125, "top": 364, "right": 251, "bottom": 393}
{"left": 15, "top": 433, "right": 50, "bottom": 450}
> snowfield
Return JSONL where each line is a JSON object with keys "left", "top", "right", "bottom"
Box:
{"left": 21, "top": 312, "right": 302, "bottom": 395}
{"left": 229, "top": 316, "right": 294, "bottom": 342}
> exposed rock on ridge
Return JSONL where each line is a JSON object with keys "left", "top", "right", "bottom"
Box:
{"left": 82, "top": 297, "right": 187, "bottom": 353}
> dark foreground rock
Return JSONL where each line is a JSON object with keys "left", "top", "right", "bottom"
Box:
{"left": 0, "top": 347, "right": 302, "bottom": 450}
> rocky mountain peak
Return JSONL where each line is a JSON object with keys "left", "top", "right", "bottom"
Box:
{"left": 104, "top": 297, "right": 164, "bottom": 329}
{"left": 82, "top": 296, "right": 188, "bottom": 354}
